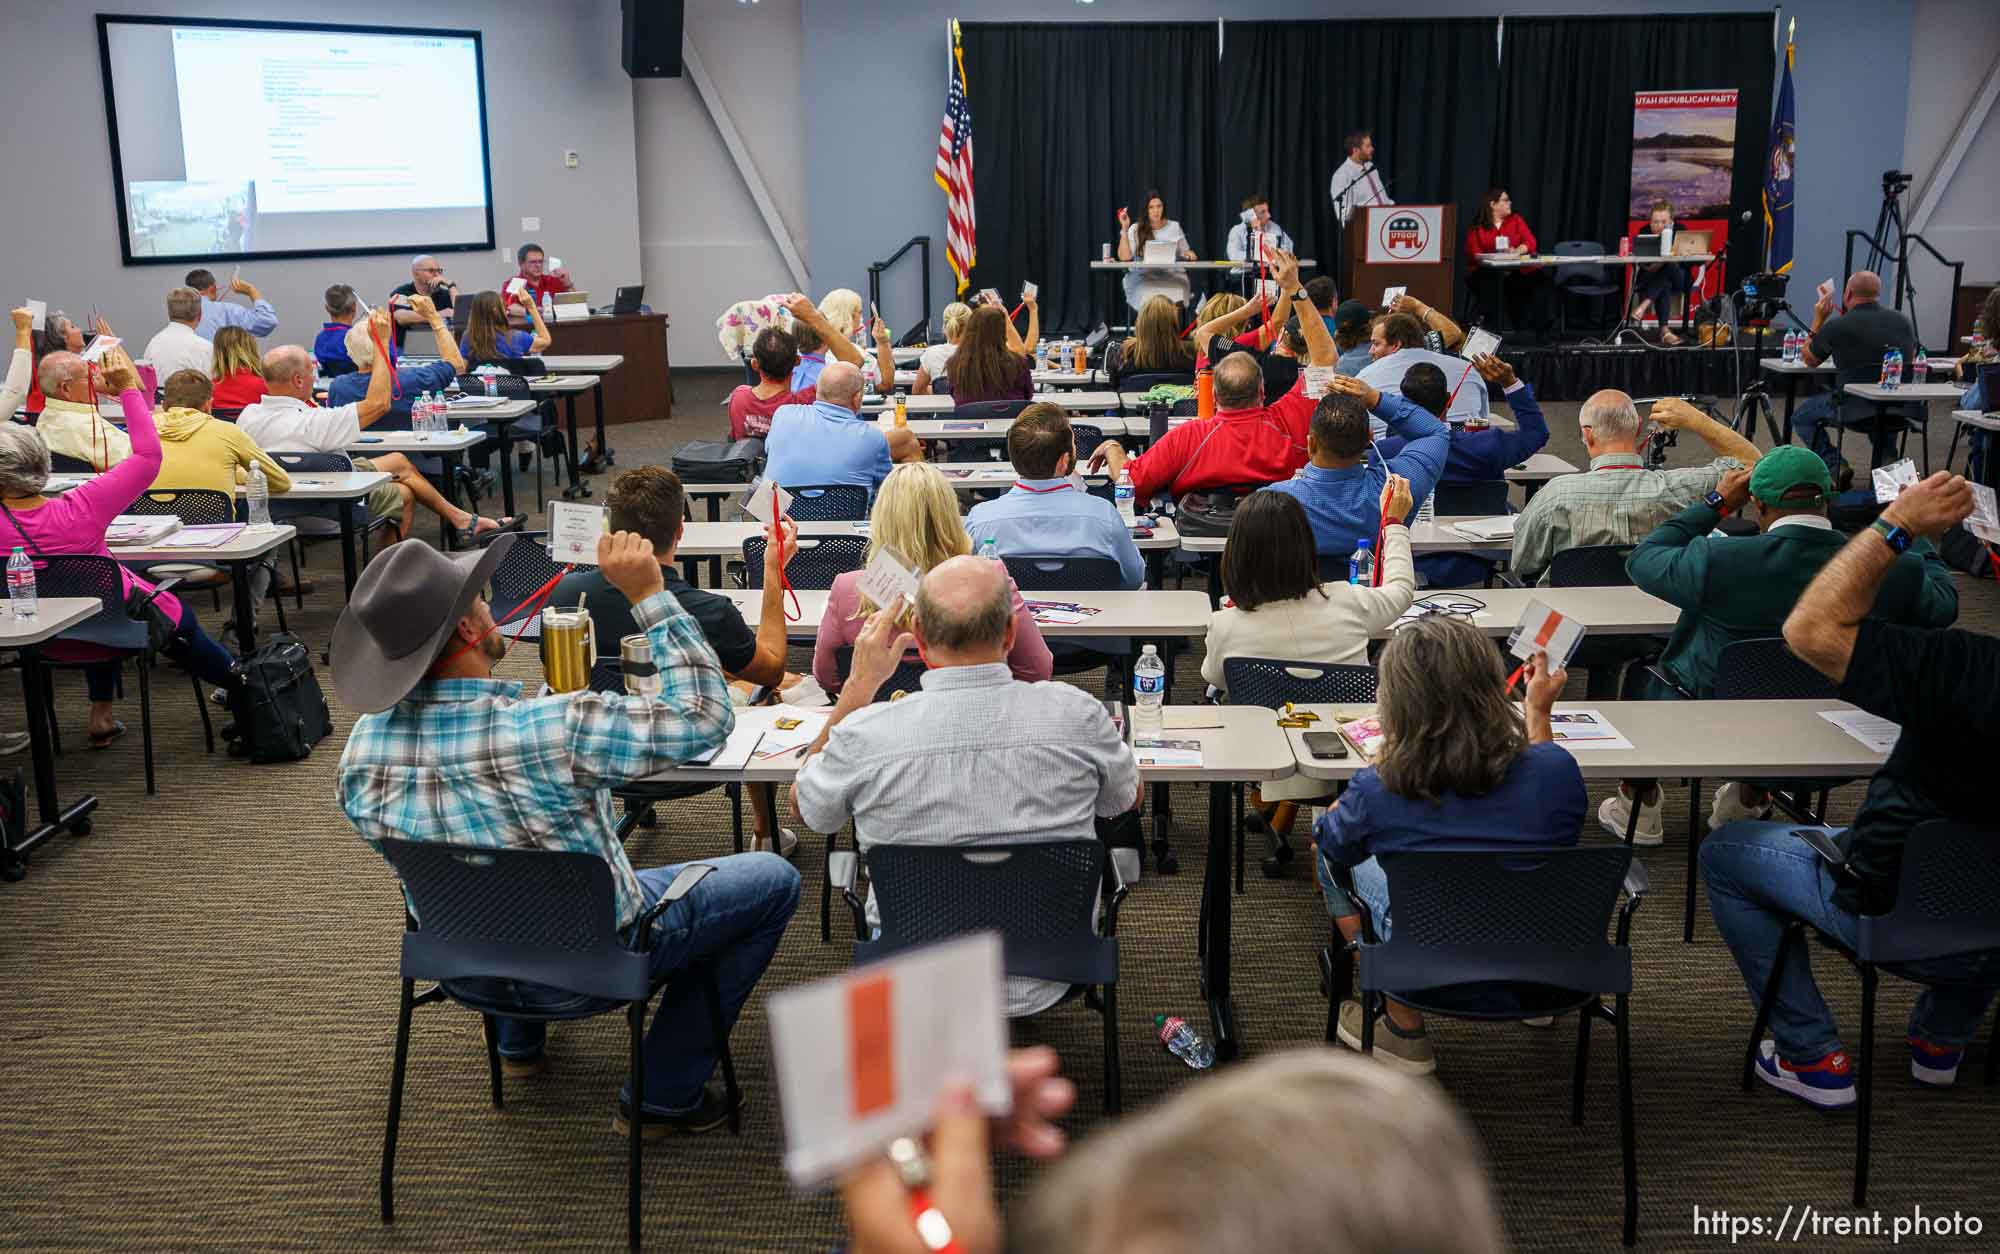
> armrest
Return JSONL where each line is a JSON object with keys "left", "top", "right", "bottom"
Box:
{"left": 1790, "top": 827, "right": 1862, "bottom": 885}
{"left": 1640, "top": 663, "right": 1695, "bottom": 701}
{"left": 828, "top": 850, "right": 858, "bottom": 897}
{"left": 1493, "top": 569, "right": 1526, "bottom": 589}
{"left": 630, "top": 863, "right": 715, "bottom": 948}
{"left": 132, "top": 576, "right": 183, "bottom": 612}
{"left": 1101, "top": 846, "right": 1141, "bottom": 936}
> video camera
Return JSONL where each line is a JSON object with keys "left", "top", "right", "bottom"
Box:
{"left": 1733, "top": 271, "right": 1792, "bottom": 325}
{"left": 1883, "top": 169, "right": 1913, "bottom": 196}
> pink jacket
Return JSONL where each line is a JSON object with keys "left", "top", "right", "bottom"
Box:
{"left": 3, "top": 389, "right": 183, "bottom": 658}
{"left": 811, "top": 568, "right": 1054, "bottom": 693}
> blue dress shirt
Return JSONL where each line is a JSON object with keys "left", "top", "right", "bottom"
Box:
{"left": 196, "top": 296, "right": 279, "bottom": 340}
{"left": 964, "top": 478, "right": 1146, "bottom": 589}
{"left": 1264, "top": 393, "right": 1450, "bottom": 557}
{"left": 1314, "top": 741, "right": 1586, "bottom": 870}
{"left": 763, "top": 400, "right": 894, "bottom": 492}
{"left": 327, "top": 359, "right": 459, "bottom": 430}
{"left": 1377, "top": 379, "right": 1552, "bottom": 587}
{"left": 791, "top": 350, "right": 830, "bottom": 392}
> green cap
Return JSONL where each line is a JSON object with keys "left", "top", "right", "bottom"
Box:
{"left": 1748, "top": 445, "right": 1831, "bottom": 507}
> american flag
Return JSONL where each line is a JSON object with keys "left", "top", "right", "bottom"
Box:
{"left": 934, "top": 20, "right": 975, "bottom": 292}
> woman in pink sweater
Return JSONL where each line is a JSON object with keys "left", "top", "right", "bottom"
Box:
{"left": 0, "top": 346, "right": 240, "bottom": 746}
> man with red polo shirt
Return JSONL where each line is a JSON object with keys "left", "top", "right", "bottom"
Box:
{"left": 1088, "top": 251, "right": 1332, "bottom": 504}
{"left": 506, "top": 241, "right": 574, "bottom": 324}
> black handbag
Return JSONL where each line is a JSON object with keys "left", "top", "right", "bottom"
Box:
{"left": 1173, "top": 487, "right": 1257, "bottom": 538}
{"left": 672, "top": 438, "right": 766, "bottom": 484}
{"left": 226, "top": 633, "right": 332, "bottom": 763}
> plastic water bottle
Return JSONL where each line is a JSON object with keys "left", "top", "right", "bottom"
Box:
{"left": 1115, "top": 468, "right": 1137, "bottom": 524}
{"left": 426, "top": 391, "right": 444, "bottom": 432}
{"left": 7, "top": 547, "right": 36, "bottom": 619}
{"left": 1913, "top": 346, "right": 1929, "bottom": 384}
{"left": 1781, "top": 330, "right": 1800, "bottom": 364}
{"left": 1060, "top": 336, "right": 1073, "bottom": 370}
{"left": 1415, "top": 490, "right": 1436, "bottom": 528}
{"left": 1155, "top": 1014, "right": 1215, "bottom": 1070}
{"left": 1035, "top": 340, "right": 1050, "bottom": 371}
{"left": 978, "top": 535, "right": 998, "bottom": 560}
{"left": 1882, "top": 350, "right": 1903, "bottom": 392}
{"left": 246, "top": 461, "right": 270, "bottom": 527}
{"left": 483, "top": 373, "right": 498, "bottom": 398}
{"left": 1348, "top": 537, "right": 1375, "bottom": 586}
{"left": 1131, "top": 644, "right": 1165, "bottom": 732}
{"left": 541, "top": 290, "right": 553, "bottom": 320}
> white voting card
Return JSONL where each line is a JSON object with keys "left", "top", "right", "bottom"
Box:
{"left": 1021, "top": 281, "right": 1038, "bottom": 302}
{"left": 1967, "top": 482, "right": 2000, "bottom": 543}
{"left": 25, "top": 299, "right": 46, "bottom": 332}
{"left": 1462, "top": 328, "right": 1502, "bottom": 361}
{"left": 1302, "top": 365, "right": 1337, "bottom": 400}
{"left": 1494, "top": 235, "right": 1510, "bottom": 251}
{"left": 1381, "top": 285, "right": 1408, "bottom": 307}
{"left": 1506, "top": 598, "right": 1585, "bottom": 669}
{"left": 769, "top": 933, "right": 1010, "bottom": 1188}
{"left": 855, "top": 548, "right": 919, "bottom": 614}
{"left": 78, "top": 336, "right": 121, "bottom": 365}
{"left": 1872, "top": 459, "right": 1919, "bottom": 504}
{"left": 741, "top": 479, "right": 793, "bottom": 524}
{"left": 548, "top": 501, "right": 606, "bottom": 565}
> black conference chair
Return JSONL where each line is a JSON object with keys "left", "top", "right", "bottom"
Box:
{"left": 122, "top": 487, "right": 288, "bottom": 636}
{"left": 778, "top": 484, "right": 870, "bottom": 522}
{"left": 486, "top": 529, "right": 567, "bottom": 638}
{"left": 1552, "top": 242, "right": 1621, "bottom": 339}
{"left": 1740, "top": 821, "right": 2000, "bottom": 1207}
{"left": 1219, "top": 656, "right": 1377, "bottom": 891}
{"left": 1548, "top": 544, "right": 1636, "bottom": 587}
{"left": 1116, "top": 371, "right": 1197, "bottom": 394}
{"left": 1327, "top": 846, "right": 1647, "bottom": 1246}
{"left": 1655, "top": 638, "right": 1843, "bottom": 942}
{"left": 740, "top": 534, "right": 867, "bottom": 590}
{"left": 270, "top": 450, "right": 398, "bottom": 608}
{"left": 954, "top": 399, "right": 1032, "bottom": 423}
{"left": 1001, "top": 555, "right": 1132, "bottom": 697}
{"left": 374, "top": 839, "right": 739, "bottom": 1252}
{"left": 1544, "top": 545, "right": 1653, "bottom": 701}
{"left": 48, "top": 452, "right": 97, "bottom": 475}
{"left": 831, "top": 840, "right": 1138, "bottom": 1113}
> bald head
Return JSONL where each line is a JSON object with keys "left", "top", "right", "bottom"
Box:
{"left": 817, "top": 362, "right": 864, "bottom": 411}
{"left": 37, "top": 352, "right": 89, "bottom": 404}
{"left": 1213, "top": 352, "right": 1265, "bottom": 411}
{"left": 915, "top": 554, "right": 1015, "bottom": 664}
{"left": 1845, "top": 270, "right": 1882, "bottom": 306}
{"left": 261, "top": 345, "right": 316, "bottom": 400}
{"left": 1579, "top": 388, "right": 1642, "bottom": 451}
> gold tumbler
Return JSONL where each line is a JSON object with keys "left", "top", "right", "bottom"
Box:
{"left": 540, "top": 605, "right": 595, "bottom": 693}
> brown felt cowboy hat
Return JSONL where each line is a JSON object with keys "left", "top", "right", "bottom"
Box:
{"left": 330, "top": 535, "right": 516, "bottom": 713}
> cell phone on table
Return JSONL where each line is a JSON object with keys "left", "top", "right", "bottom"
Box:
{"left": 1302, "top": 731, "right": 1350, "bottom": 759}
{"left": 354, "top": 436, "right": 384, "bottom": 444}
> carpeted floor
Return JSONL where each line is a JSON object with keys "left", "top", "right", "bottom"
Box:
{"left": 2, "top": 371, "right": 1994, "bottom": 1252}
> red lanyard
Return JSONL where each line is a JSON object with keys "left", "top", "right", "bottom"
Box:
{"left": 434, "top": 563, "right": 573, "bottom": 672}
{"left": 1444, "top": 358, "right": 1479, "bottom": 414}
{"left": 1012, "top": 480, "right": 1074, "bottom": 493}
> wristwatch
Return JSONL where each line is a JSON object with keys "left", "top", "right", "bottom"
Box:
{"left": 1702, "top": 489, "right": 1727, "bottom": 511}
{"left": 1870, "top": 517, "right": 1914, "bottom": 553}
{"left": 888, "top": 1137, "right": 964, "bottom": 1253}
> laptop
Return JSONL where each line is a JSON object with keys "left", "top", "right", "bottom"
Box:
{"left": 611, "top": 285, "right": 644, "bottom": 315}
{"left": 552, "top": 290, "right": 591, "bottom": 309}
{"left": 551, "top": 290, "right": 592, "bottom": 322}
{"left": 1631, "top": 233, "right": 1666, "bottom": 258}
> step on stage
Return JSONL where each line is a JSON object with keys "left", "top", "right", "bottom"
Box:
{"left": 1501, "top": 343, "right": 1775, "bottom": 403}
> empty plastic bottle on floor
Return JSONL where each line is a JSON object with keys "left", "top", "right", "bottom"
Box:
{"left": 1348, "top": 537, "right": 1375, "bottom": 586}
{"left": 1132, "top": 644, "right": 1165, "bottom": 732}
{"left": 8, "top": 547, "right": 36, "bottom": 619}
{"left": 1156, "top": 1014, "right": 1215, "bottom": 1069}
{"left": 1115, "top": 468, "right": 1137, "bottom": 524}
{"left": 246, "top": 461, "right": 270, "bottom": 527}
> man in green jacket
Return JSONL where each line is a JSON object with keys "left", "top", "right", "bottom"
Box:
{"left": 1601, "top": 445, "right": 1958, "bottom": 843}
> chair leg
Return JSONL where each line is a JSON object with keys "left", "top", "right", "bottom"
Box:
{"left": 1743, "top": 924, "right": 1800, "bottom": 1089}
{"left": 1359, "top": 989, "right": 1378, "bottom": 1056}
{"left": 1572, "top": 998, "right": 1594, "bottom": 1126}
{"left": 701, "top": 966, "right": 743, "bottom": 1135}
{"left": 1102, "top": 980, "right": 1122, "bottom": 1115}
{"left": 1614, "top": 996, "right": 1639, "bottom": 1247}
{"left": 290, "top": 541, "right": 306, "bottom": 611}
{"left": 191, "top": 671, "right": 214, "bottom": 754}
{"left": 138, "top": 659, "right": 156, "bottom": 795}
{"left": 1854, "top": 965, "right": 1877, "bottom": 1208}
{"left": 821, "top": 832, "right": 837, "bottom": 943}
{"left": 628, "top": 998, "right": 646, "bottom": 1252}
{"left": 1684, "top": 777, "right": 1704, "bottom": 944}
{"left": 728, "top": 782, "right": 744, "bottom": 855}
{"left": 1233, "top": 783, "right": 1245, "bottom": 895}
{"left": 482, "top": 1014, "right": 504, "bottom": 1109}
{"left": 380, "top": 978, "right": 417, "bottom": 1225}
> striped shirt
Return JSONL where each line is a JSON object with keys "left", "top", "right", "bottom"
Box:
{"left": 1510, "top": 452, "right": 1742, "bottom": 585}
{"left": 338, "top": 590, "right": 735, "bottom": 929}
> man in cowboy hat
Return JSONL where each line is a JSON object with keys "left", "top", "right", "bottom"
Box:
{"left": 333, "top": 533, "right": 801, "bottom": 1136}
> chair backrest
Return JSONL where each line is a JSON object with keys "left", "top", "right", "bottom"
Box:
{"left": 1709, "top": 637, "right": 1838, "bottom": 701}
{"left": 375, "top": 838, "right": 651, "bottom": 1002}
{"left": 1222, "top": 655, "right": 1378, "bottom": 706}
{"left": 1549, "top": 544, "right": 1635, "bottom": 587}
{"left": 1857, "top": 821, "right": 2000, "bottom": 964}
{"left": 1365, "top": 847, "right": 1634, "bottom": 996}
{"left": 779, "top": 484, "right": 870, "bottom": 522}
{"left": 1434, "top": 479, "right": 1513, "bottom": 516}
{"left": 212, "top": 406, "right": 245, "bottom": 422}
{"left": 490, "top": 530, "right": 568, "bottom": 624}
{"left": 833, "top": 645, "right": 927, "bottom": 702}
{"left": 955, "top": 399, "right": 1031, "bottom": 423}
{"left": 1120, "top": 371, "right": 1197, "bottom": 392}
{"left": 124, "top": 487, "right": 236, "bottom": 526}
{"left": 1552, "top": 242, "right": 1609, "bottom": 288}
{"left": 742, "top": 534, "right": 868, "bottom": 589}
{"left": 270, "top": 450, "right": 355, "bottom": 474}
{"left": 29, "top": 553, "right": 122, "bottom": 605}
{"left": 856, "top": 840, "right": 1117, "bottom": 986}
{"left": 1069, "top": 422, "right": 1105, "bottom": 453}
{"left": 1977, "top": 362, "right": 1999, "bottom": 409}
{"left": 1002, "top": 555, "right": 1127, "bottom": 592}
{"left": 48, "top": 452, "right": 96, "bottom": 475}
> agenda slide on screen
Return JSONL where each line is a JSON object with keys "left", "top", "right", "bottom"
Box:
{"left": 99, "top": 18, "right": 494, "bottom": 262}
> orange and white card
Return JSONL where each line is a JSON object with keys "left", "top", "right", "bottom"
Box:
{"left": 1506, "top": 598, "right": 1585, "bottom": 669}
{"left": 768, "top": 932, "right": 1010, "bottom": 1187}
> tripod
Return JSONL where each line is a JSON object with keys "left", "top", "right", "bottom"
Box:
{"left": 1863, "top": 172, "right": 1919, "bottom": 314}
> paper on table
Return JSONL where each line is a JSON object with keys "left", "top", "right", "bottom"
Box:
{"left": 1024, "top": 599, "right": 1102, "bottom": 625}
{"left": 146, "top": 523, "right": 246, "bottom": 550}
{"left": 1872, "top": 458, "right": 1919, "bottom": 504}
{"left": 548, "top": 501, "right": 606, "bottom": 565}
{"left": 1381, "top": 285, "right": 1407, "bottom": 307}
{"left": 769, "top": 933, "right": 1010, "bottom": 1188}
{"left": 25, "top": 299, "right": 46, "bottom": 332}
{"left": 756, "top": 708, "right": 830, "bottom": 758}
{"left": 1134, "top": 738, "right": 1204, "bottom": 768}
{"left": 1818, "top": 709, "right": 1900, "bottom": 754}
{"left": 1506, "top": 598, "right": 1586, "bottom": 668}
{"left": 1462, "top": 328, "right": 1501, "bottom": 360}
{"left": 1546, "top": 710, "right": 1634, "bottom": 750}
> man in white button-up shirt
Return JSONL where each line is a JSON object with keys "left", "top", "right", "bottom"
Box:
{"left": 143, "top": 288, "right": 214, "bottom": 385}
{"left": 1330, "top": 129, "right": 1393, "bottom": 225}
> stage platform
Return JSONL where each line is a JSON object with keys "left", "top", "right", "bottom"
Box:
{"left": 1500, "top": 342, "right": 1787, "bottom": 402}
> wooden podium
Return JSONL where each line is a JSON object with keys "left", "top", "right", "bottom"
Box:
{"left": 1341, "top": 205, "right": 1456, "bottom": 311}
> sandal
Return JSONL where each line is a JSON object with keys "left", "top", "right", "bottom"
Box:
{"left": 89, "top": 720, "right": 127, "bottom": 750}
{"left": 454, "top": 515, "right": 525, "bottom": 546}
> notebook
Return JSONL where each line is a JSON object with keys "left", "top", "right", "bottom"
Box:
{"left": 1448, "top": 516, "right": 1518, "bottom": 541}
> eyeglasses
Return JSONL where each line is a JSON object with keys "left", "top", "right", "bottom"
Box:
{"left": 1408, "top": 594, "right": 1486, "bottom": 618}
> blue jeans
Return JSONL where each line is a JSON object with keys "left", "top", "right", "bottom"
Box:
{"left": 458, "top": 852, "right": 800, "bottom": 1114}
{"left": 1700, "top": 822, "right": 2000, "bottom": 1063}
{"left": 1317, "top": 851, "right": 1391, "bottom": 935}
{"left": 1792, "top": 393, "right": 1917, "bottom": 474}
{"left": 84, "top": 597, "right": 239, "bottom": 702}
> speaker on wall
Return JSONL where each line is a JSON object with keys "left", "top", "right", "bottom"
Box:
{"left": 621, "top": 0, "right": 685, "bottom": 78}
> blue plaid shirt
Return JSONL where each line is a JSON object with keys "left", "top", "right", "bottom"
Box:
{"left": 338, "top": 589, "right": 736, "bottom": 929}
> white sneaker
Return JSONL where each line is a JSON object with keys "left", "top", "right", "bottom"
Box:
{"left": 753, "top": 828, "right": 800, "bottom": 860}
{"left": 1598, "top": 791, "right": 1664, "bottom": 846}
{"left": 0, "top": 731, "right": 29, "bottom": 755}
{"left": 1709, "top": 782, "right": 1772, "bottom": 830}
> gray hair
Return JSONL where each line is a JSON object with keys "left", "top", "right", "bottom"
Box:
{"left": 1007, "top": 1048, "right": 1506, "bottom": 1254}
{"left": 914, "top": 556, "right": 1012, "bottom": 653}
{"left": 36, "top": 352, "right": 86, "bottom": 399}
{"left": 344, "top": 323, "right": 378, "bottom": 370}
{"left": 1579, "top": 389, "right": 1641, "bottom": 442}
{"left": 166, "top": 286, "right": 203, "bottom": 324}
{"left": 0, "top": 424, "right": 52, "bottom": 498}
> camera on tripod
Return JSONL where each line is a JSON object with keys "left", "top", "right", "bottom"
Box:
{"left": 1734, "top": 270, "right": 1792, "bottom": 324}
{"left": 1883, "top": 168, "right": 1913, "bottom": 196}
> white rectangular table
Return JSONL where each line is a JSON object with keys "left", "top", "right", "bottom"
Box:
{"left": 901, "top": 414, "right": 1135, "bottom": 441}
{"left": 1180, "top": 517, "right": 1515, "bottom": 557}
{"left": 534, "top": 363, "right": 622, "bottom": 502}
{"left": 111, "top": 523, "right": 296, "bottom": 653}
{"left": 1841, "top": 382, "right": 1965, "bottom": 473}
{"left": 348, "top": 427, "right": 492, "bottom": 543}
{"left": 721, "top": 587, "right": 1212, "bottom": 640}
{"left": 1389, "top": 587, "right": 1676, "bottom": 638}
{"left": 449, "top": 397, "right": 540, "bottom": 517}
{"left": 888, "top": 369, "right": 1101, "bottom": 390}
{"left": 862, "top": 390, "right": 1126, "bottom": 416}
{"left": 0, "top": 598, "right": 110, "bottom": 879}
{"left": 1758, "top": 356, "right": 1836, "bottom": 443}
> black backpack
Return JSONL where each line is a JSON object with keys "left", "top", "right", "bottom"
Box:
{"left": 672, "top": 438, "right": 765, "bottom": 484}
{"left": 226, "top": 634, "right": 333, "bottom": 763}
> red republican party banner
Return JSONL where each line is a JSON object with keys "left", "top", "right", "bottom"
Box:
{"left": 1630, "top": 89, "right": 1739, "bottom": 219}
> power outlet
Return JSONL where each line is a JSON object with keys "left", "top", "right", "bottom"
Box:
{"left": 563, "top": 150, "right": 579, "bottom": 169}
{"left": 521, "top": 216, "right": 541, "bottom": 232}
{"left": 501, "top": 247, "right": 513, "bottom": 264}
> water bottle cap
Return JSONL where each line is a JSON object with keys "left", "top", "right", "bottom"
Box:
{"left": 1357, "top": 538, "right": 1373, "bottom": 549}
{"left": 1141, "top": 643, "right": 1157, "bottom": 654}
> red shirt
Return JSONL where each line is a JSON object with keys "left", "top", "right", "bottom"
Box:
{"left": 1124, "top": 381, "right": 1315, "bottom": 503}
{"left": 1465, "top": 214, "right": 1540, "bottom": 274}
{"left": 210, "top": 367, "right": 269, "bottom": 410}
{"left": 510, "top": 270, "right": 573, "bottom": 309}
{"left": 728, "top": 383, "right": 816, "bottom": 441}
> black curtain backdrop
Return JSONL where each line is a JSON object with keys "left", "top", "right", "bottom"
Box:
{"left": 1491, "top": 13, "right": 1776, "bottom": 293}
{"left": 960, "top": 22, "right": 1218, "bottom": 335}
{"left": 1216, "top": 19, "right": 1501, "bottom": 317}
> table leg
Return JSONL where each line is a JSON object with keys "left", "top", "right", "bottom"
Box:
{"left": 1200, "top": 779, "right": 1240, "bottom": 1062}
{"left": 561, "top": 394, "right": 590, "bottom": 500}
{"left": 592, "top": 381, "right": 613, "bottom": 468}
{"left": 1145, "top": 547, "right": 1164, "bottom": 590}
{"left": 2, "top": 652, "right": 98, "bottom": 880}
{"left": 437, "top": 454, "right": 463, "bottom": 550}
{"left": 1782, "top": 378, "right": 1799, "bottom": 445}
{"left": 232, "top": 559, "right": 261, "bottom": 654}
{"left": 339, "top": 500, "right": 359, "bottom": 598}
{"left": 494, "top": 418, "right": 518, "bottom": 519}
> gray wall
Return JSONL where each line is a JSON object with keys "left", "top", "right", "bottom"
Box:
{"left": 0, "top": 0, "right": 640, "bottom": 352}
{"left": 799, "top": 0, "right": 1932, "bottom": 336}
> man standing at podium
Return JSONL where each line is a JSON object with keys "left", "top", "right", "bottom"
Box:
{"left": 1330, "top": 130, "right": 1393, "bottom": 225}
